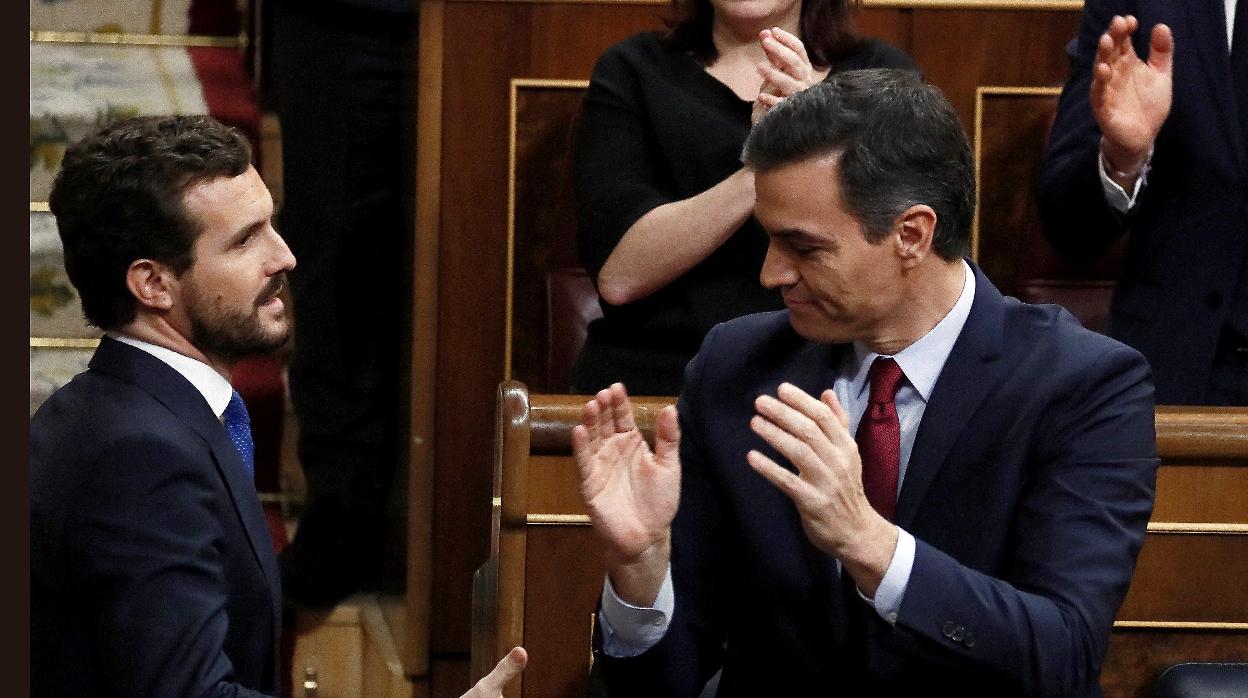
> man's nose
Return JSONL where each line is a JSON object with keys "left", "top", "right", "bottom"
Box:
{"left": 268, "top": 230, "right": 297, "bottom": 273}
{"left": 759, "top": 243, "right": 796, "bottom": 289}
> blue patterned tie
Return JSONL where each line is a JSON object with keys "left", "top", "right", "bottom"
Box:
{"left": 223, "top": 390, "right": 255, "bottom": 479}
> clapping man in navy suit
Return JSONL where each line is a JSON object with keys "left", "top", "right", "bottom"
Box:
{"left": 30, "top": 116, "right": 533, "bottom": 698}
{"left": 573, "top": 71, "right": 1159, "bottom": 695}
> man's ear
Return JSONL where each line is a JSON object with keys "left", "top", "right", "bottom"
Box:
{"left": 893, "top": 204, "right": 937, "bottom": 267}
{"left": 125, "top": 259, "right": 178, "bottom": 312}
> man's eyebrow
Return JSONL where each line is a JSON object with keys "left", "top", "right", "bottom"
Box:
{"left": 768, "top": 228, "right": 829, "bottom": 247}
{"left": 228, "top": 218, "right": 268, "bottom": 246}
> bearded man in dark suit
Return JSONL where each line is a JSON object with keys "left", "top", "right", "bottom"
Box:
{"left": 30, "top": 115, "right": 296, "bottom": 697}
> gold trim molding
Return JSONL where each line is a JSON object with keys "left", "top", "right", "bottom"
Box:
{"left": 451, "top": 0, "right": 1082, "bottom": 7}
{"left": 971, "top": 85, "right": 1063, "bottom": 261}
{"left": 1147, "top": 522, "right": 1248, "bottom": 535}
{"left": 30, "top": 338, "right": 101, "bottom": 349}
{"left": 527, "top": 513, "right": 593, "bottom": 526}
{"left": 864, "top": 0, "right": 1081, "bottom": 8}
{"left": 30, "top": 30, "right": 248, "bottom": 49}
{"left": 1114, "top": 620, "right": 1248, "bottom": 631}
{"left": 30, "top": 202, "right": 51, "bottom": 213}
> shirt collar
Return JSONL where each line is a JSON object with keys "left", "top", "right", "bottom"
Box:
{"left": 109, "top": 333, "right": 234, "bottom": 418}
{"left": 847, "top": 260, "right": 976, "bottom": 402}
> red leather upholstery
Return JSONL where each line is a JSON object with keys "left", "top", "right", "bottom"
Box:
{"left": 544, "top": 267, "right": 603, "bottom": 393}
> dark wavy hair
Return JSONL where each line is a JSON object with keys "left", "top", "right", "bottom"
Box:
{"left": 49, "top": 115, "right": 252, "bottom": 330}
{"left": 662, "top": 0, "right": 861, "bottom": 68}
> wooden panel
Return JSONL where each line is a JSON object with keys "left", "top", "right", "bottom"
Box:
{"left": 293, "top": 605, "right": 367, "bottom": 697}
{"left": 429, "top": 2, "right": 669, "bottom": 655}
{"left": 910, "top": 9, "right": 1080, "bottom": 130}
{"left": 1152, "top": 465, "right": 1248, "bottom": 523}
{"left": 1102, "top": 631, "right": 1248, "bottom": 698}
{"left": 1118, "top": 534, "right": 1248, "bottom": 623}
{"left": 409, "top": 0, "right": 446, "bottom": 672}
{"left": 508, "top": 82, "right": 586, "bottom": 392}
{"left": 521, "top": 526, "right": 603, "bottom": 698}
{"left": 856, "top": 7, "right": 912, "bottom": 49}
{"left": 527, "top": 455, "right": 588, "bottom": 516}
{"left": 430, "top": 657, "right": 471, "bottom": 698}
{"left": 974, "top": 90, "right": 1060, "bottom": 293}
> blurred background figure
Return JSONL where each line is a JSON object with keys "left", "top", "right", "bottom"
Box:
{"left": 271, "top": 0, "right": 417, "bottom": 606}
{"left": 1037, "top": 0, "right": 1248, "bottom": 405}
{"left": 571, "top": 0, "right": 915, "bottom": 396}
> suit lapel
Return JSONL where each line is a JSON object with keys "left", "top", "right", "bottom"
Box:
{"left": 789, "top": 339, "right": 846, "bottom": 403}
{"left": 788, "top": 341, "right": 857, "bottom": 648}
{"left": 894, "top": 265, "right": 1009, "bottom": 527}
{"left": 89, "top": 338, "right": 282, "bottom": 614}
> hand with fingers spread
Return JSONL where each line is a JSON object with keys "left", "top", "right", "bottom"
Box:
{"left": 1091, "top": 14, "right": 1173, "bottom": 186}
{"left": 752, "top": 27, "right": 828, "bottom": 125}
{"left": 746, "top": 382, "right": 897, "bottom": 594}
{"left": 460, "top": 647, "right": 528, "bottom": 698}
{"left": 572, "top": 383, "right": 681, "bottom": 605}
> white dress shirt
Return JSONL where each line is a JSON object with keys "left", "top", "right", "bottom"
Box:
{"left": 600, "top": 260, "right": 977, "bottom": 657}
{"left": 111, "top": 333, "right": 233, "bottom": 419}
{"left": 1099, "top": 0, "right": 1238, "bottom": 212}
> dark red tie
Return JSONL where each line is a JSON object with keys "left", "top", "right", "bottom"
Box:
{"left": 857, "top": 357, "right": 904, "bottom": 522}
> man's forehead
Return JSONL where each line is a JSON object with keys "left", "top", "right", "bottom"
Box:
{"left": 179, "top": 167, "right": 272, "bottom": 248}
{"left": 755, "top": 154, "right": 846, "bottom": 212}
{"left": 182, "top": 167, "right": 270, "bottom": 215}
{"left": 757, "top": 152, "right": 842, "bottom": 189}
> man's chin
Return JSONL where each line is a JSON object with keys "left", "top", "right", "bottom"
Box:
{"left": 787, "top": 313, "right": 853, "bottom": 345}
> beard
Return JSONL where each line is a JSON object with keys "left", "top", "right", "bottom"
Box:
{"left": 186, "top": 274, "right": 291, "bottom": 363}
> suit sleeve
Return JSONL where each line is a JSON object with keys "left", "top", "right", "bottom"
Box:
{"left": 593, "top": 323, "right": 735, "bottom": 697}
{"left": 897, "top": 343, "right": 1158, "bottom": 695}
{"left": 1035, "top": 0, "right": 1142, "bottom": 262}
{"left": 573, "top": 41, "right": 675, "bottom": 281}
{"left": 73, "top": 433, "right": 273, "bottom": 698}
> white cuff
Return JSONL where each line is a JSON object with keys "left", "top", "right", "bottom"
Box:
{"left": 598, "top": 566, "right": 674, "bottom": 657}
{"left": 856, "top": 528, "right": 915, "bottom": 625}
{"left": 1097, "top": 140, "right": 1151, "bottom": 213}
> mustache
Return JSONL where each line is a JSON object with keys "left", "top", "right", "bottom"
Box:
{"left": 256, "top": 274, "right": 286, "bottom": 305}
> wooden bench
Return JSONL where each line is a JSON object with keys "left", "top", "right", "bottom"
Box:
{"left": 472, "top": 381, "right": 1248, "bottom": 697}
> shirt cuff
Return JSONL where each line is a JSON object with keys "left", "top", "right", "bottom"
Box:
{"left": 598, "top": 566, "right": 674, "bottom": 657}
{"left": 857, "top": 528, "right": 915, "bottom": 625}
{"left": 1097, "top": 140, "right": 1151, "bottom": 213}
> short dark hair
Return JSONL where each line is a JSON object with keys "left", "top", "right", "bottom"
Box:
{"left": 663, "top": 0, "right": 860, "bottom": 68}
{"left": 742, "top": 69, "right": 974, "bottom": 261}
{"left": 49, "top": 115, "right": 253, "bottom": 330}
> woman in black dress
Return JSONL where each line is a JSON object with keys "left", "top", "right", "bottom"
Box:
{"left": 572, "top": 0, "right": 915, "bottom": 395}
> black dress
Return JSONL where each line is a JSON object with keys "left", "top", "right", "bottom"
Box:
{"left": 572, "top": 31, "right": 915, "bottom": 396}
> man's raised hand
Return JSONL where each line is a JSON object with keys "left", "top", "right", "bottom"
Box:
{"left": 1091, "top": 15, "right": 1173, "bottom": 184}
{"left": 572, "top": 383, "right": 680, "bottom": 606}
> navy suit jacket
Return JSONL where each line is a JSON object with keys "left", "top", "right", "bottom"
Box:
{"left": 31, "top": 337, "right": 282, "bottom": 698}
{"left": 1036, "top": 0, "right": 1248, "bottom": 404}
{"left": 595, "top": 265, "right": 1158, "bottom": 696}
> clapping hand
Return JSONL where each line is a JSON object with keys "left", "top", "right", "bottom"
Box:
{"left": 572, "top": 383, "right": 681, "bottom": 605}
{"left": 746, "top": 383, "right": 896, "bottom": 595}
{"left": 752, "top": 27, "right": 828, "bottom": 125}
{"left": 1091, "top": 15, "right": 1173, "bottom": 184}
